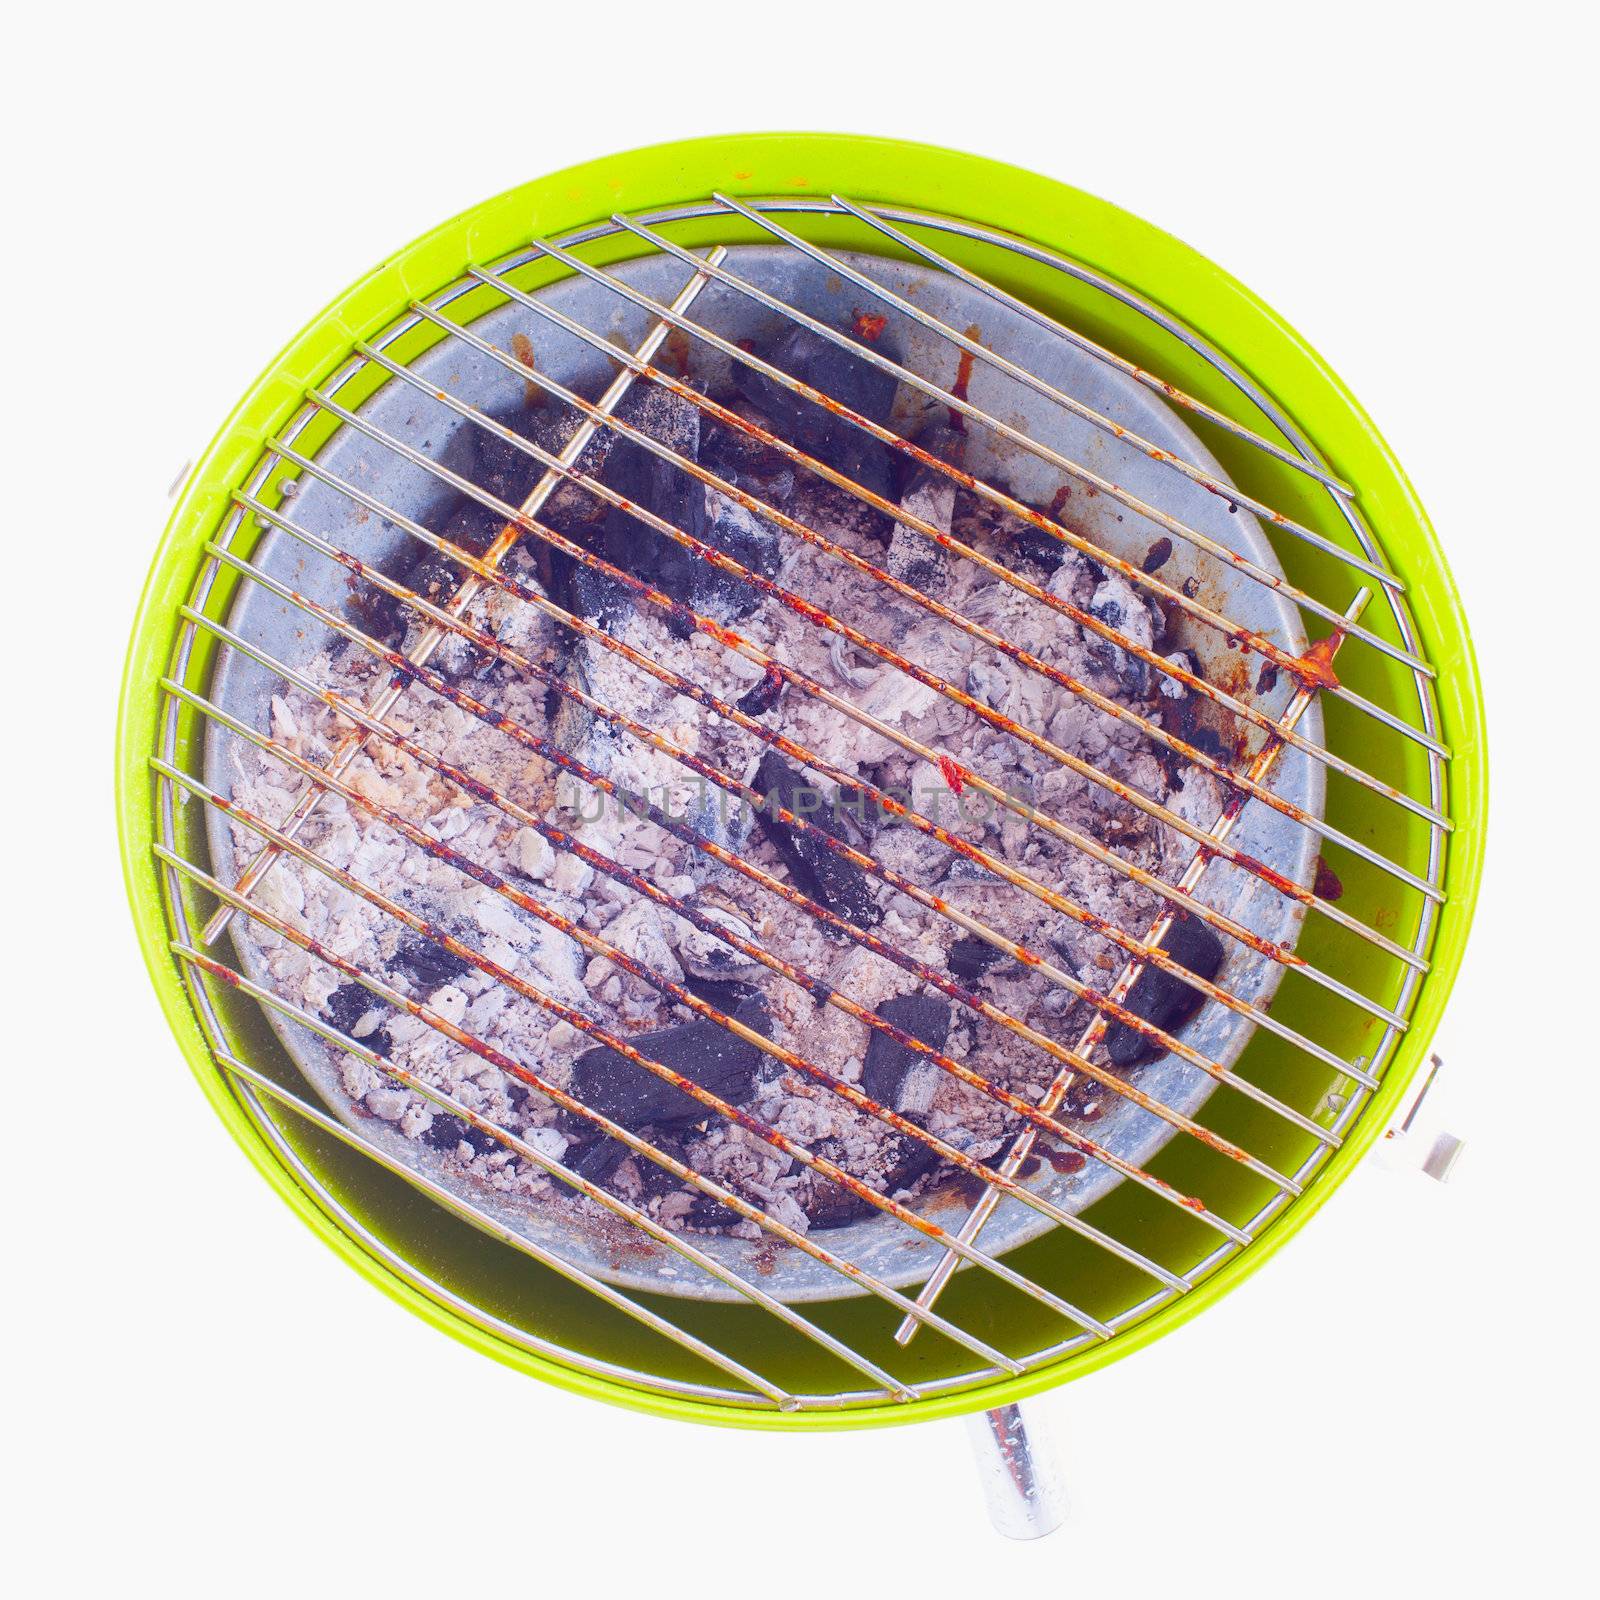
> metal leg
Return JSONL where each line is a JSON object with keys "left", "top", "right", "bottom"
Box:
{"left": 965, "top": 1402, "right": 1068, "bottom": 1540}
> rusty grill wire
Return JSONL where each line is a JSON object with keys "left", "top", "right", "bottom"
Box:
{"left": 151, "top": 196, "right": 1449, "bottom": 1413}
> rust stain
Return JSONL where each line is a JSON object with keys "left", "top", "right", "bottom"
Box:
{"left": 851, "top": 309, "right": 888, "bottom": 343}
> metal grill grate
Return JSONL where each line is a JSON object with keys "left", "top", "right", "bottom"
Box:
{"left": 149, "top": 195, "right": 1448, "bottom": 1413}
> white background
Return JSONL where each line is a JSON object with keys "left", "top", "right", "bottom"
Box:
{"left": 8, "top": 3, "right": 1594, "bottom": 1593}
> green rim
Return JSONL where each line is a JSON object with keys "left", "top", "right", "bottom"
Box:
{"left": 117, "top": 132, "right": 1486, "bottom": 1430}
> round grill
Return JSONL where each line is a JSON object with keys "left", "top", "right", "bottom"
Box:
{"left": 118, "top": 135, "right": 1483, "bottom": 1428}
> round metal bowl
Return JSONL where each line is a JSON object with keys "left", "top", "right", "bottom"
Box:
{"left": 202, "top": 242, "right": 1323, "bottom": 1303}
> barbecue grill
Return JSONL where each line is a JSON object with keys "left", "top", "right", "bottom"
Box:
{"left": 117, "top": 133, "right": 1485, "bottom": 1537}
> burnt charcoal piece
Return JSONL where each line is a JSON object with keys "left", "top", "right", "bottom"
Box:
{"left": 567, "top": 994, "right": 771, "bottom": 1132}
{"left": 423, "top": 1114, "right": 499, "bottom": 1156}
{"left": 946, "top": 937, "right": 1017, "bottom": 982}
{"left": 735, "top": 665, "right": 784, "bottom": 717}
{"left": 804, "top": 1180, "right": 876, "bottom": 1231}
{"left": 566, "top": 558, "right": 629, "bottom": 630}
{"left": 324, "top": 981, "right": 381, "bottom": 1037}
{"left": 467, "top": 403, "right": 612, "bottom": 535}
{"left": 403, "top": 551, "right": 465, "bottom": 607}
{"left": 733, "top": 323, "right": 901, "bottom": 502}
{"left": 438, "top": 499, "right": 506, "bottom": 562}
{"left": 1012, "top": 502, "right": 1069, "bottom": 571}
{"left": 389, "top": 935, "right": 470, "bottom": 991}
{"left": 881, "top": 1131, "right": 945, "bottom": 1196}
{"left": 681, "top": 975, "right": 759, "bottom": 1017}
{"left": 686, "top": 1192, "right": 744, "bottom": 1230}
{"left": 565, "top": 1132, "right": 631, "bottom": 1187}
{"left": 1102, "top": 912, "right": 1226, "bottom": 1069}
{"left": 695, "top": 496, "right": 783, "bottom": 622}
{"left": 596, "top": 420, "right": 707, "bottom": 637}
{"left": 346, "top": 580, "right": 406, "bottom": 648}
{"left": 753, "top": 752, "right": 882, "bottom": 929}
{"left": 699, "top": 418, "right": 796, "bottom": 499}
{"left": 861, "top": 995, "right": 951, "bottom": 1112}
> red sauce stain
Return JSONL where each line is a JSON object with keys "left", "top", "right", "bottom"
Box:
{"left": 510, "top": 332, "right": 544, "bottom": 408}
{"left": 948, "top": 347, "right": 976, "bottom": 432}
{"left": 937, "top": 753, "right": 966, "bottom": 795}
{"left": 1313, "top": 856, "right": 1345, "bottom": 901}
{"left": 662, "top": 327, "right": 692, "bottom": 375}
{"left": 851, "top": 309, "right": 888, "bottom": 343}
{"left": 1038, "top": 1147, "right": 1088, "bottom": 1177}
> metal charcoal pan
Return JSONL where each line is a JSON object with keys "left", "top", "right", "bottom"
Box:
{"left": 201, "top": 243, "right": 1322, "bottom": 1302}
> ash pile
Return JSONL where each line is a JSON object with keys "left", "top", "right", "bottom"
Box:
{"left": 226, "top": 305, "right": 1233, "bottom": 1242}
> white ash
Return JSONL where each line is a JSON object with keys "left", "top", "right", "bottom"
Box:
{"left": 225, "top": 400, "right": 1219, "bottom": 1239}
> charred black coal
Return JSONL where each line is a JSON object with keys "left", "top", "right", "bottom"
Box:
{"left": 324, "top": 981, "right": 380, "bottom": 1037}
{"left": 861, "top": 994, "right": 951, "bottom": 1112}
{"left": 592, "top": 391, "right": 783, "bottom": 632}
{"left": 946, "top": 937, "right": 1016, "bottom": 982}
{"left": 752, "top": 751, "right": 882, "bottom": 928}
{"left": 1102, "top": 912, "right": 1225, "bottom": 1068}
{"left": 564, "top": 993, "right": 772, "bottom": 1131}
{"left": 685, "top": 1192, "right": 745, "bottom": 1230}
{"left": 594, "top": 395, "right": 707, "bottom": 634}
{"left": 733, "top": 322, "right": 901, "bottom": 504}
{"left": 881, "top": 1131, "right": 945, "bottom": 1196}
{"left": 804, "top": 1184, "right": 875, "bottom": 1230}
{"left": 423, "top": 1114, "right": 499, "bottom": 1156}
{"left": 389, "top": 936, "right": 470, "bottom": 991}
{"left": 735, "top": 664, "right": 785, "bottom": 717}
{"left": 680, "top": 974, "right": 760, "bottom": 1017}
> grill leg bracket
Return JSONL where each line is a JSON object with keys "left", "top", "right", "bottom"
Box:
{"left": 965, "top": 1402, "right": 1068, "bottom": 1540}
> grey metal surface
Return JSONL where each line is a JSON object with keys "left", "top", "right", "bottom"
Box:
{"left": 201, "top": 243, "right": 1322, "bottom": 1304}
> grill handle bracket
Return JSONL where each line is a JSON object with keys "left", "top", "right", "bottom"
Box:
{"left": 964, "top": 1402, "right": 1068, "bottom": 1540}
{"left": 1376, "top": 1053, "right": 1467, "bottom": 1182}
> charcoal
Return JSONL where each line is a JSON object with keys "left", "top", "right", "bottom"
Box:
{"left": 733, "top": 323, "right": 900, "bottom": 502}
{"left": 1103, "top": 912, "right": 1226, "bottom": 1069}
{"left": 567, "top": 994, "right": 771, "bottom": 1131}
{"left": 735, "top": 665, "right": 784, "bottom": 717}
{"left": 438, "top": 499, "right": 506, "bottom": 561}
{"left": 402, "top": 550, "right": 465, "bottom": 607}
{"left": 861, "top": 994, "right": 950, "bottom": 1114}
{"left": 423, "top": 1114, "right": 499, "bottom": 1157}
{"left": 803, "top": 1181, "right": 875, "bottom": 1231}
{"left": 881, "top": 1131, "right": 945, "bottom": 1196}
{"left": 887, "top": 425, "right": 961, "bottom": 595}
{"left": 346, "top": 580, "right": 406, "bottom": 648}
{"left": 389, "top": 935, "right": 469, "bottom": 990}
{"left": 1012, "top": 503, "right": 1069, "bottom": 571}
{"left": 565, "top": 558, "right": 629, "bottom": 630}
{"left": 595, "top": 394, "right": 706, "bottom": 635}
{"left": 946, "top": 937, "right": 1016, "bottom": 982}
{"left": 752, "top": 752, "right": 882, "bottom": 929}
{"left": 699, "top": 418, "right": 796, "bottom": 502}
{"left": 561, "top": 1132, "right": 631, "bottom": 1187}
{"left": 694, "top": 495, "right": 782, "bottom": 621}
{"left": 681, "top": 975, "right": 759, "bottom": 1016}
{"left": 468, "top": 402, "right": 612, "bottom": 535}
{"left": 324, "top": 981, "right": 379, "bottom": 1036}
{"left": 686, "top": 1192, "right": 745, "bottom": 1230}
